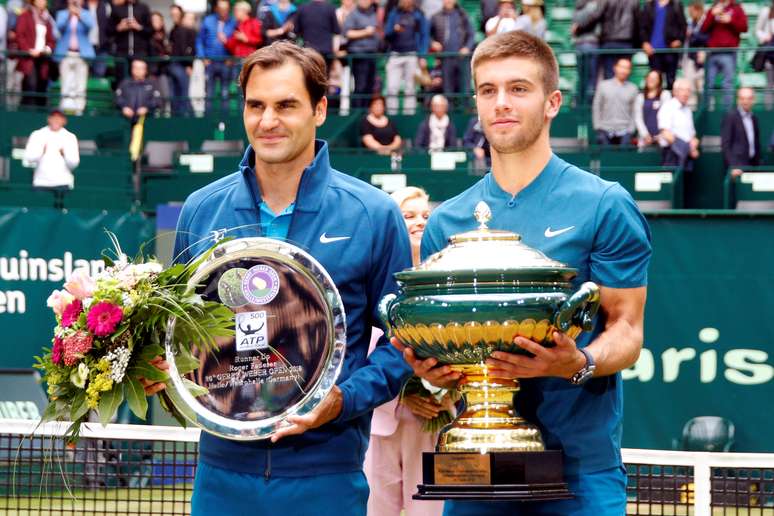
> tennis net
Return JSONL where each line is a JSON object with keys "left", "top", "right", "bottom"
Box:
{"left": 1, "top": 419, "right": 773, "bottom": 515}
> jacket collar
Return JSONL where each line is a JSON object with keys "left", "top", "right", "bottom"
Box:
{"left": 234, "top": 139, "right": 332, "bottom": 213}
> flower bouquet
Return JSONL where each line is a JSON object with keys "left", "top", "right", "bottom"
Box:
{"left": 34, "top": 236, "right": 234, "bottom": 442}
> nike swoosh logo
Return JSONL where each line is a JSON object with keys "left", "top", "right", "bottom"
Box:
{"left": 544, "top": 226, "right": 575, "bottom": 238}
{"left": 320, "top": 233, "right": 351, "bottom": 244}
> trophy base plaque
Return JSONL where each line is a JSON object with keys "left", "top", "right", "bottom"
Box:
{"left": 413, "top": 451, "right": 572, "bottom": 501}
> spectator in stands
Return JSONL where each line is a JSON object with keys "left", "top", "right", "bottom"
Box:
{"left": 116, "top": 58, "right": 161, "bottom": 123}
{"left": 485, "top": 0, "right": 517, "bottom": 37}
{"left": 572, "top": 0, "right": 601, "bottom": 102}
{"left": 640, "top": 0, "right": 687, "bottom": 90}
{"left": 384, "top": 0, "right": 429, "bottom": 115}
{"left": 722, "top": 87, "right": 761, "bottom": 177}
{"left": 635, "top": 70, "right": 671, "bottom": 148}
{"left": 658, "top": 78, "right": 700, "bottom": 170}
{"left": 197, "top": 0, "right": 236, "bottom": 113}
{"left": 415, "top": 58, "right": 444, "bottom": 102}
{"left": 225, "top": 1, "right": 263, "bottom": 58}
{"left": 343, "top": 0, "right": 380, "bottom": 108}
{"left": 169, "top": 8, "right": 197, "bottom": 116}
{"left": 261, "top": 0, "right": 296, "bottom": 45}
{"left": 0, "top": 3, "right": 6, "bottom": 62}
{"left": 84, "top": 0, "right": 110, "bottom": 77}
{"left": 23, "top": 109, "right": 79, "bottom": 192}
{"left": 16, "top": 0, "right": 55, "bottom": 107}
{"left": 479, "top": 0, "right": 498, "bottom": 34}
{"left": 415, "top": 94, "right": 456, "bottom": 151}
{"left": 513, "top": 0, "right": 546, "bottom": 39}
{"left": 577, "top": 0, "right": 640, "bottom": 80}
{"left": 463, "top": 115, "right": 489, "bottom": 164}
{"left": 336, "top": 0, "right": 355, "bottom": 27}
{"left": 701, "top": 0, "right": 748, "bottom": 109}
{"left": 683, "top": 0, "right": 709, "bottom": 107}
{"left": 421, "top": 0, "right": 443, "bottom": 22}
{"left": 54, "top": 0, "right": 95, "bottom": 115}
{"left": 592, "top": 58, "right": 638, "bottom": 146}
{"left": 360, "top": 94, "right": 403, "bottom": 154}
{"left": 429, "top": 0, "right": 474, "bottom": 99}
{"left": 294, "top": 0, "right": 340, "bottom": 70}
{"left": 149, "top": 11, "right": 171, "bottom": 114}
{"left": 108, "top": 0, "right": 152, "bottom": 84}
{"left": 755, "top": 1, "right": 774, "bottom": 108}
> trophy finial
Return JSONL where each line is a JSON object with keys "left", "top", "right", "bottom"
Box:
{"left": 474, "top": 201, "right": 492, "bottom": 229}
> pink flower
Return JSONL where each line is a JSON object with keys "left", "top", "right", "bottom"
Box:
{"left": 86, "top": 301, "right": 123, "bottom": 337}
{"left": 46, "top": 290, "right": 74, "bottom": 317}
{"left": 64, "top": 269, "right": 96, "bottom": 300}
{"left": 63, "top": 331, "right": 93, "bottom": 366}
{"left": 61, "top": 299, "right": 83, "bottom": 328}
{"left": 51, "top": 336, "right": 64, "bottom": 365}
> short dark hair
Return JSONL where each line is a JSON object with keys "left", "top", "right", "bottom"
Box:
{"left": 471, "top": 30, "right": 558, "bottom": 95}
{"left": 368, "top": 94, "right": 386, "bottom": 108}
{"left": 238, "top": 42, "right": 328, "bottom": 108}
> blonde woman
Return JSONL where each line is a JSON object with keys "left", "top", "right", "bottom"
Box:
{"left": 365, "top": 187, "right": 447, "bottom": 516}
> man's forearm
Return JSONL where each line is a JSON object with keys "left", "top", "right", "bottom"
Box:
{"left": 586, "top": 317, "right": 643, "bottom": 377}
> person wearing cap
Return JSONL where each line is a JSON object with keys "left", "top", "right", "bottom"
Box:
{"left": 513, "top": 0, "right": 546, "bottom": 39}
{"left": 484, "top": 0, "right": 518, "bottom": 37}
{"left": 23, "top": 110, "right": 80, "bottom": 194}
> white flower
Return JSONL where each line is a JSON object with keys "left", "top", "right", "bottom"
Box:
{"left": 420, "top": 378, "right": 448, "bottom": 402}
{"left": 106, "top": 346, "right": 132, "bottom": 383}
{"left": 71, "top": 363, "right": 89, "bottom": 389}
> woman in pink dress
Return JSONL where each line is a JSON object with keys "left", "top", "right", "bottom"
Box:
{"left": 364, "top": 187, "right": 451, "bottom": 516}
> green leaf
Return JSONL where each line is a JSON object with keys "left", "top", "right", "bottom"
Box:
{"left": 70, "top": 391, "right": 89, "bottom": 421}
{"left": 98, "top": 385, "right": 124, "bottom": 426}
{"left": 124, "top": 378, "right": 148, "bottom": 420}
{"left": 138, "top": 343, "right": 165, "bottom": 362}
{"left": 128, "top": 362, "right": 169, "bottom": 383}
{"left": 174, "top": 349, "right": 200, "bottom": 375}
{"left": 41, "top": 402, "right": 58, "bottom": 422}
{"left": 158, "top": 390, "right": 188, "bottom": 428}
{"left": 182, "top": 378, "right": 208, "bottom": 397}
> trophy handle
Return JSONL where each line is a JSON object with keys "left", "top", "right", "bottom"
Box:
{"left": 553, "top": 282, "right": 601, "bottom": 332}
{"left": 378, "top": 293, "right": 397, "bottom": 334}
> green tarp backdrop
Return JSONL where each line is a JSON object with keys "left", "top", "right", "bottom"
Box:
{"left": 0, "top": 208, "right": 772, "bottom": 451}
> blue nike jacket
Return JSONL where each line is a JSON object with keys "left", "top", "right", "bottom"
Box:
{"left": 173, "top": 140, "right": 414, "bottom": 477}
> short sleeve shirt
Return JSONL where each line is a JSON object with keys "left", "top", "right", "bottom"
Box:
{"left": 360, "top": 116, "right": 399, "bottom": 147}
{"left": 421, "top": 154, "right": 652, "bottom": 475}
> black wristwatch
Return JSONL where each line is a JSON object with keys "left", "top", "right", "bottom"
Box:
{"left": 569, "top": 348, "right": 596, "bottom": 385}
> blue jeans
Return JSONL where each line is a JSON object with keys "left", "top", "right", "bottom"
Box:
{"left": 205, "top": 60, "right": 234, "bottom": 114}
{"left": 596, "top": 130, "right": 633, "bottom": 146}
{"left": 705, "top": 51, "right": 736, "bottom": 109}
{"left": 191, "top": 461, "right": 370, "bottom": 516}
{"left": 168, "top": 62, "right": 192, "bottom": 116}
{"left": 575, "top": 41, "right": 599, "bottom": 103}
{"left": 601, "top": 41, "right": 634, "bottom": 80}
{"left": 443, "top": 466, "right": 628, "bottom": 516}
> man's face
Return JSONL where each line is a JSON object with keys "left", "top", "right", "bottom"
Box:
{"left": 48, "top": 114, "right": 66, "bottom": 131}
{"left": 474, "top": 57, "right": 559, "bottom": 155}
{"left": 131, "top": 60, "right": 148, "bottom": 81}
{"left": 357, "top": 0, "right": 371, "bottom": 9}
{"left": 170, "top": 6, "right": 183, "bottom": 25}
{"left": 737, "top": 88, "right": 755, "bottom": 112}
{"left": 243, "top": 62, "right": 327, "bottom": 166}
{"left": 398, "top": 0, "right": 413, "bottom": 11}
{"left": 182, "top": 12, "right": 196, "bottom": 28}
{"left": 674, "top": 83, "right": 692, "bottom": 104}
{"left": 234, "top": 5, "right": 249, "bottom": 22}
{"left": 215, "top": 0, "right": 231, "bottom": 18}
{"left": 442, "top": 0, "right": 455, "bottom": 11}
{"left": 430, "top": 98, "right": 447, "bottom": 118}
{"left": 613, "top": 60, "right": 632, "bottom": 82}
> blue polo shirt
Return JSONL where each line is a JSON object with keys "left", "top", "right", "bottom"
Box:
{"left": 421, "top": 154, "right": 652, "bottom": 476}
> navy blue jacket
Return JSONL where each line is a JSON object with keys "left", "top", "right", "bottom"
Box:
{"left": 173, "top": 140, "right": 413, "bottom": 477}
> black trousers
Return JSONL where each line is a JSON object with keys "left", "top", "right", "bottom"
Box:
{"left": 351, "top": 57, "right": 376, "bottom": 108}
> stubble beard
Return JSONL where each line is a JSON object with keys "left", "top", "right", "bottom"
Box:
{"left": 487, "top": 115, "right": 544, "bottom": 155}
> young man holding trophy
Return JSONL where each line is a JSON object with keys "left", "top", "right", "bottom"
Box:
{"left": 171, "top": 41, "right": 413, "bottom": 515}
{"left": 393, "top": 30, "right": 652, "bottom": 515}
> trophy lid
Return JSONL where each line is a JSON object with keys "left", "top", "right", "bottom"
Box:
{"left": 395, "top": 201, "right": 576, "bottom": 285}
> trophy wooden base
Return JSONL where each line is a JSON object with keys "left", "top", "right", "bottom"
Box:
{"left": 413, "top": 451, "right": 573, "bottom": 501}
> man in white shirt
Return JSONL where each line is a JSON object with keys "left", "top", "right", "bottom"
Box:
{"left": 23, "top": 110, "right": 80, "bottom": 194}
{"left": 658, "top": 78, "right": 699, "bottom": 170}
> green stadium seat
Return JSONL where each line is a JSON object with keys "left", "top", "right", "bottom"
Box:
{"left": 739, "top": 73, "right": 768, "bottom": 89}
{"left": 598, "top": 166, "right": 684, "bottom": 210}
{"left": 724, "top": 169, "right": 774, "bottom": 211}
{"left": 549, "top": 6, "right": 573, "bottom": 21}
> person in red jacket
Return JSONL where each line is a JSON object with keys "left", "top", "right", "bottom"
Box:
{"left": 225, "top": 1, "right": 263, "bottom": 58}
{"left": 15, "top": 0, "right": 57, "bottom": 107}
{"left": 701, "top": 0, "right": 748, "bottom": 108}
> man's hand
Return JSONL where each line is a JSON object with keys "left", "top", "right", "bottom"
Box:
{"left": 139, "top": 356, "right": 169, "bottom": 395}
{"left": 217, "top": 32, "right": 227, "bottom": 44}
{"left": 642, "top": 42, "right": 654, "bottom": 56}
{"left": 137, "top": 106, "right": 148, "bottom": 116}
{"left": 689, "top": 137, "right": 700, "bottom": 158}
{"left": 660, "top": 129, "right": 675, "bottom": 145}
{"left": 459, "top": 47, "right": 470, "bottom": 55}
{"left": 402, "top": 393, "right": 444, "bottom": 419}
{"left": 430, "top": 41, "right": 443, "bottom": 52}
{"left": 731, "top": 168, "right": 744, "bottom": 178}
{"left": 270, "top": 386, "right": 343, "bottom": 442}
{"left": 484, "top": 332, "right": 586, "bottom": 380}
{"left": 473, "top": 147, "right": 486, "bottom": 160}
{"left": 122, "top": 107, "right": 134, "bottom": 118}
{"left": 235, "top": 30, "right": 248, "bottom": 42}
{"left": 391, "top": 337, "right": 461, "bottom": 389}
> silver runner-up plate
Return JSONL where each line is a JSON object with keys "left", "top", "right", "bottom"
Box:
{"left": 164, "top": 237, "right": 347, "bottom": 440}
